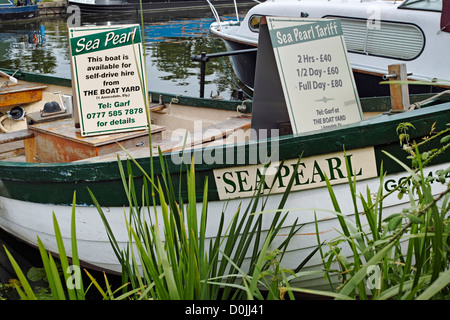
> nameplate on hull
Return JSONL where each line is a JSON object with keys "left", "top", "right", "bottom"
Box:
{"left": 213, "top": 147, "right": 377, "bottom": 200}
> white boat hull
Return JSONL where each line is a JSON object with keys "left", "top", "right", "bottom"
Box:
{"left": 0, "top": 162, "right": 447, "bottom": 290}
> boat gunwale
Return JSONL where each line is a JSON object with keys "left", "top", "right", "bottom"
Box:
{"left": 0, "top": 69, "right": 448, "bottom": 182}
{"left": 0, "top": 100, "right": 448, "bottom": 183}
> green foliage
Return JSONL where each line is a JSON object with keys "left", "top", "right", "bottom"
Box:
{"left": 87, "top": 150, "right": 310, "bottom": 300}
{"left": 5, "top": 101, "right": 450, "bottom": 301}
{"left": 313, "top": 123, "right": 450, "bottom": 300}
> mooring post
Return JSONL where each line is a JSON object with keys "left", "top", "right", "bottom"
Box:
{"left": 386, "top": 63, "right": 410, "bottom": 111}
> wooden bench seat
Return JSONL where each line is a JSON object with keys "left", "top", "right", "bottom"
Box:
{"left": 78, "top": 116, "right": 252, "bottom": 163}
{"left": 154, "top": 115, "right": 251, "bottom": 153}
{"left": 0, "top": 129, "right": 33, "bottom": 144}
{"left": 0, "top": 129, "right": 34, "bottom": 162}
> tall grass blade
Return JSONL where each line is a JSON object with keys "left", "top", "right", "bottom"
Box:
{"left": 338, "top": 241, "right": 395, "bottom": 298}
{"left": 36, "top": 236, "right": 59, "bottom": 299}
{"left": 3, "top": 245, "right": 37, "bottom": 300}
{"left": 416, "top": 269, "right": 450, "bottom": 300}
{"left": 70, "top": 192, "right": 85, "bottom": 299}
{"left": 52, "top": 212, "right": 77, "bottom": 300}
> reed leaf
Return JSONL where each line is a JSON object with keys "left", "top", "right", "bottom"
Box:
{"left": 52, "top": 212, "right": 77, "bottom": 300}
{"left": 416, "top": 269, "right": 450, "bottom": 300}
{"left": 3, "top": 246, "right": 37, "bottom": 300}
{"left": 337, "top": 241, "right": 396, "bottom": 298}
{"left": 287, "top": 287, "right": 354, "bottom": 300}
{"left": 70, "top": 192, "right": 85, "bottom": 299}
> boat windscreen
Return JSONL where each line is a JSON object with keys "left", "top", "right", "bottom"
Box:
{"left": 399, "top": 0, "right": 442, "bottom": 12}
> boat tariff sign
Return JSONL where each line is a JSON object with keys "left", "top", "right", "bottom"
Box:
{"left": 214, "top": 147, "right": 377, "bottom": 200}
{"left": 267, "top": 17, "right": 363, "bottom": 134}
{"left": 69, "top": 24, "right": 148, "bottom": 137}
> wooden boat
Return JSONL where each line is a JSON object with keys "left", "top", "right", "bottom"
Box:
{"left": 0, "top": 66, "right": 448, "bottom": 290}
{"left": 209, "top": 0, "right": 450, "bottom": 98}
{"left": 0, "top": 0, "right": 38, "bottom": 21}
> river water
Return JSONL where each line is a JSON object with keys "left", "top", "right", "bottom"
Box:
{"left": 0, "top": 7, "right": 251, "bottom": 298}
{"left": 0, "top": 8, "right": 251, "bottom": 100}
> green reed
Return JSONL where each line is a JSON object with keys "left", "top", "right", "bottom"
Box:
{"left": 88, "top": 149, "right": 310, "bottom": 300}
{"left": 311, "top": 124, "right": 450, "bottom": 300}
{"left": 4, "top": 152, "right": 315, "bottom": 299}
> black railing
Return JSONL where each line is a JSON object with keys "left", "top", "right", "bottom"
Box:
{"left": 191, "top": 48, "right": 257, "bottom": 98}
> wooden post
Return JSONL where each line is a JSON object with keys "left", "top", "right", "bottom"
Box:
{"left": 388, "top": 63, "right": 410, "bottom": 111}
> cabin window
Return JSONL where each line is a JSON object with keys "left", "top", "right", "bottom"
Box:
{"left": 326, "top": 16, "right": 425, "bottom": 61}
{"left": 249, "top": 12, "right": 309, "bottom": 32}
{"left": 249, "top": 15, "right": 262, "bottom": 32}
{"left": 399, "top": 0, "right": 442, "bottom": 12}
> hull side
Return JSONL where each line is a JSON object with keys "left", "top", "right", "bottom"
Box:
{"left": 210, "top": 0, "right": 450, "bottom": 95}
{"left": 0, "top": 5, "right": 38, "bottom": 21}
{"left": 0, "top": 68, "right": 448, "bottom": 289}
{"left": 217, "top": 37, "right": 447, "bottom": 97}
{"left": 0, "top": 162, "right": 447, "bottom": 289}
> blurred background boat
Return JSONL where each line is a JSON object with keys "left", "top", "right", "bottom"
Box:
{"left": 67, "top": 0, "right": 257, "bottom": 15}
{"left": 209, "top": 0, "right": 450, "bottom": 98}
{"left": 0, "top": 0, "right": 39, "bottom": 22}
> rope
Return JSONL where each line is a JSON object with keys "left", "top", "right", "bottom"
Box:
{"left": 408, "top": 89, "right": 450, "bottom": 110}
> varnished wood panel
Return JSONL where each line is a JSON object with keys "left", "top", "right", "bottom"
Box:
{"left": 0, "top": 84, "right": 46, "bottom": 108}
{"left": 27, "top": 118, "right": 165, "bottom": 163}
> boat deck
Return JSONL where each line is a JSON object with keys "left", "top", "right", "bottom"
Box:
{"left": 0, "top": 75, "right": 447, "bottom": 165}
{"left": 0, "top": 79, "right": 254, "bottom": 163}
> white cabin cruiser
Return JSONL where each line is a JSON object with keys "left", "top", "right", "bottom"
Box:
{"left": 210, "top": 0, "right": 450, "bottom": 97}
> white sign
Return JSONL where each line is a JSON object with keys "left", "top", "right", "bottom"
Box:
{"left": 213, "top": 147, "right": 377, "bottom": 200}
{"left": 267, "top": 17, "right": 363, "bottom": 134}
{"left": 69, "top": 24, "right": 148, "bottom": 136}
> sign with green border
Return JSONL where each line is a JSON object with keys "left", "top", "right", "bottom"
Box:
{"left": 69, "top": 24, "right": 148, "bottom": 137}
{"left": 267, "top": 17, "right": 363, "bottom": 134}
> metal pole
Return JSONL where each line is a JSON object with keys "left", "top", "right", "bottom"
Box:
{"left": 191, "top": 48, "right": 257, "bottom": 98}
{"left": 200, "top": 52, "right": 206, "bottom": 98}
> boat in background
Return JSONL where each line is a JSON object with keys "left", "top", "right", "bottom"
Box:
{"left": 209, "top": 0, "right": 450, "bottom": 97}
{"left": 67, "top": 0, "right": 257, "bottom": 15}
{"left": 0, "top": 68, "right": 448, "bottom": 290}
{"left": 0, "top": 0, "right": 38, "bottom": 21}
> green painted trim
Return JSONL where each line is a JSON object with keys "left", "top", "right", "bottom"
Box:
{"left": 0, "top": 69, "right": 73, "bottom": 88}
{"left": 0, "top": 68, "right": 253, "bottom": 114}
{"left": 7, "top": 67, "right": 434, "bottom": 114}
{"left": 0, "top": 101, "right": 448, "bottom": 206}
{"left": 0, "top": 69, "right": 448, "bottom": 206}
{"left": 70, "top": 26, "right": 141, "bottom": 56}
